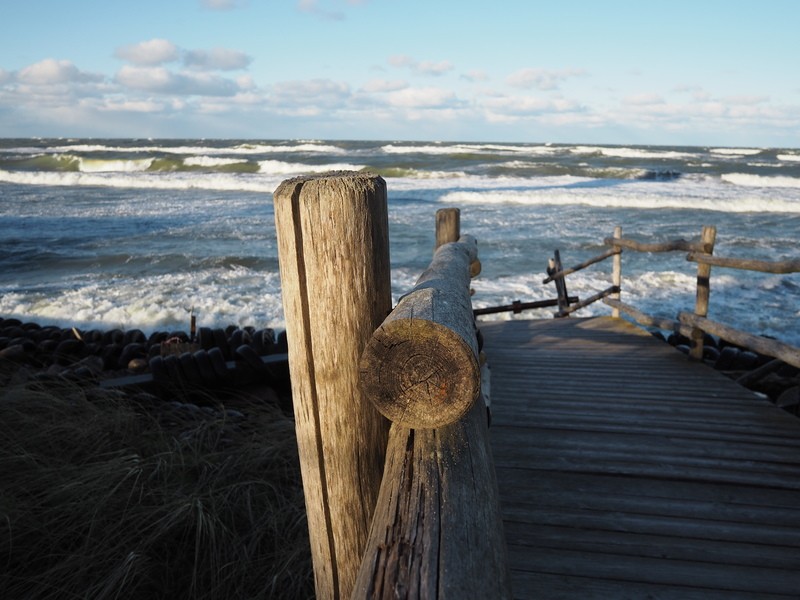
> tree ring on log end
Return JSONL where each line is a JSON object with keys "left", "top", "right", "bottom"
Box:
{"left": 359, "top": 318, "right": 480, "bottom": 429}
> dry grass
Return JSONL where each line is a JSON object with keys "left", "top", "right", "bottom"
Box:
{"left": 0, "top": 375, "right": 313, "bottom": 599}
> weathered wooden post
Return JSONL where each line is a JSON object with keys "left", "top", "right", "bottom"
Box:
{"left": 690, "top": 225, "right": 717, "bottom": 361}
{"left": 435, "top": 207, "right": 461, "bottom": 249}
{"left": 273, "top": 172, "right": 391, "bottom": 600}
{"left": 548, "top": 249, "right": 571, "bottom": 317}
{"left": 611, "top": 226, "right": 622, "bottom": 318}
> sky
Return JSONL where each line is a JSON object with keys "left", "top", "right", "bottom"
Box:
{"left": 1, "top": 0, "right": 798, "bottom": 147}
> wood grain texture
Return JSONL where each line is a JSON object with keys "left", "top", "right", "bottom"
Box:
{"left": 351, "top": 396, "right": 512, "bottom": 600}
{"left": 435, "top": 207, "right": 460, "bottom": 250}
{"left": 687, "top": 252, "right": 800, "bottom": 274}
{"left": 274, "top": 172, "right": 391, "bottom": 600}
{"left": 360, "top": 236, "right": 480, "bottom": 429}
{"left": 679, "top": 312, "right": 800, "bottom": 369}
{"left": 479, "top": 316, "right": 800, "bottom": 599}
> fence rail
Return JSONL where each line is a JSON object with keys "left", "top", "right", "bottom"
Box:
{"left": 543, "top": 225, "right": 800, "bottom": 369}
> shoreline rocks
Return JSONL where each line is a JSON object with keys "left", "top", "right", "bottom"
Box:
{"left": 0, "top": 317, "right": 290, "bottom": 395}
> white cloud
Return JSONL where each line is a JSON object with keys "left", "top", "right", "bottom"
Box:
{"left": 97, "top": 98, "right": 166, "bottom": 113}
{"left": 624, "top": 93, "right": 664, "bottom": 106}
{"left": 17, "top": 59, "right": 102, "bottom": 85}
{"left": 389, "top": 55, "right": 454, "bottom": 76}
{"left": 416, "top": 60, "right": 454, "bottom": 76}
{"left": 506, "top": 68, "right": 586, "bottom": 91}
{"left": 385, "top": 87, "right": 458, "bottom": 108}
{"left": 270, "top": 78, "right": 351, "bottom": 108}
{"left": 361, "top": 79, "right": 407, "bottom": 93}
{"left": 116, "top": 65, "right": 240, "bottom": 96}
{"left": 184, "top": 48, "right": 252, "bottom": 71}
{"left": 481, "top": 94, "right": 582, "bottom": 117}
{"left": 461, "top": 70, "right": 489, "bottom": 82}
{"left": 388, "top": 55, "right": 415, "bottom": 68}
{"left": 115, "top": 39, "right": 180, "bottom": 66}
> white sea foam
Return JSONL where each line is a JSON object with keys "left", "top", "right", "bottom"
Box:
{"left": 78, "top": 157, "right": 155, "bottom": 172}
{"left": 722, "top": 172, "right": 800, "bottom": 189}
{"left": 0, "top": 269, "right": 287, "bottom": 335}
{"left": 570, "top": 146, "right": 697, "bottom": 160}
{"left": 710, "top": 148, "right": 764, "bottom": 156}
{"left": 440, "top": 187, "right": 800, "bottom": 213}
{"left": 184, "top": 156, "right": 250, "bottom": 167}
{"left": 257, "top": 160, "right": 365, "bottom": 175}
{"left": 777, "top": 153, "right": 800, "bottom": 162}
{"left": 15, "top": 142, "right": 347, "bottom": 157}
{"left": 0, "top": 169, "right": 284, "bottom": 193}
{"left": 381, "top": 143, "right": 531, "bottom": 155}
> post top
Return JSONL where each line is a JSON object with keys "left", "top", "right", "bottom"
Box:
{"left": 273, "top": 170, "right": 385, "bottom": 198}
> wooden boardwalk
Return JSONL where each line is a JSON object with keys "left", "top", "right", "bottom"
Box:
{"left": 479, "top": 316, "right": 800, "bottom": 600}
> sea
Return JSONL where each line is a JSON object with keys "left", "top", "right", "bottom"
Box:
{"left": 1, "top": 139, "right": 799, "bottom": 347}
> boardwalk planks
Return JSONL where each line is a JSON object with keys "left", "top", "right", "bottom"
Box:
{"left": 480, "top": 316, "right": 800, "bottom": 599}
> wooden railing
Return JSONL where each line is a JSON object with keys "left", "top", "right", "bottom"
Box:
{"left": 274, "top": 175, "right": 509, "bottom": 599}
{"left": 543, "top": 225, "right": 800, "bottom": 369}
{"left": 354, "top": 209, "right": 510, "bottom": 598}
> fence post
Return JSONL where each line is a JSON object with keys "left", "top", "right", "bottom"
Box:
{"left": 436, "top": 207, "right": 461, "bottom": 249}
{"left": 690, "top": 225, "right": 717, "bottom": 361}
{"left": 549, "top": 249, "right": 570, "bottom": 317}
{"left": 273, "top": 172, "right": 391, "bottom": 600}
{"left": 611, "top": 226, "right": 622, "bottom": 318}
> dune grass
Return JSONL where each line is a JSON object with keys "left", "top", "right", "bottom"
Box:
{"left": 0, "top": 375, "right": 313, "bottom": 599}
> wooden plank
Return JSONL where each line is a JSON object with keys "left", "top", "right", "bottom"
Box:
{"left": 477, "top": 316, "right": 800, "bottom": 599}
{"left": 510, "top": 570, "right": 797, "bottom": 600}
{"left": 506, "top": 546, "right": 800, "bottom": 597}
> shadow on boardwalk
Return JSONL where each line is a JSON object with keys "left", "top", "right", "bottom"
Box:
{"left": 480, "top": 316, "right": 800, "bottom": 600}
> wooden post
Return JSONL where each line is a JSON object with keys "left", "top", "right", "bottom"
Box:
{"left": 690, "top": 225, "right": 717, "bottom": 361}
{"left": 273, "top": 172, "right": 391, "bottom": 600}
{"left": 611, "top": 226, "right": 622, "bottom": 318}
{"left": 351, "top": 398, "right": 512, "bottom": 599}
{"left": 435, "top": 207, "right": 461, "bottom": 249}
{"left": 548, "top": 249, "right": 570, "bottom": 317}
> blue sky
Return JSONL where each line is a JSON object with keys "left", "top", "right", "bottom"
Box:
{"left": 1, "top": 0, "right": 798, "bottom": 146}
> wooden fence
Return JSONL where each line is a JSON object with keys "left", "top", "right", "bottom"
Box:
{"left": 274, "top": 174, "right": 510, "bottom": 599}
{"left": 543, "top": 225, "right": 800, "bottom": 369}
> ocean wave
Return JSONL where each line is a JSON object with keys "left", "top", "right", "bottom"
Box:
{"left": 380, "top": 143, "right": 534, "bottom": 156}
{"left": 0, "top": 169, "right": 284, "bottom": 192}
{"left": 8, "top": 141, "right": 348, "bottom": 157}
{"left": 440, "top": 188, "right": 800, "bottom": 213}
{"left": 570, "top": 146, "right": 698, "bottom": 160}
{"left": 710, "top": 148, "right": 764, "bottom": 156}
{"left": 777, "top": 153, "right": 800, "bottom": 162}
{"left": 184, "top": 156, "right": 252, "bottom": 168}
{"left": 257, "top": 160, "right": 365, "bottom": 175}
{"left": 0, "top": 269, "right": 286, "bottom": 335}
{"left": 721, "top": 173, "right": 800, "bottom": 189}
{"left": 78, "top": 157, "right": 155, "bottom": 173}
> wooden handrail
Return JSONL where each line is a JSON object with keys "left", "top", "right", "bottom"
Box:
{"left": 542, "top": 247, "right": 621, "bottom": 284}
{"left": 679, "top": 312, "right": 800, "bottom": 369}
{"left": 557, "top": 285, "right": 618, "bottom": 316}
{"left": 603, "top": 298, "right": 694, "bottom": 338}
{"left": 360, "top": 235, "right": 480, "bottom": 429}
{"left": 355, "top": 226, "right": 512, "bottom": 599}
{"left": 603, "top": 236, "right": 708, "bottom": 253}
{"left": 686, "top": 253, "right": 800, "bottom": 274}
{"left": 556, "top": 226, "right": 799, "bottom": 366}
